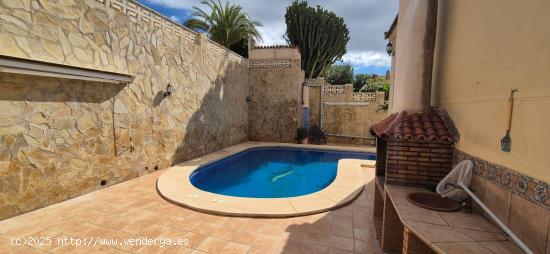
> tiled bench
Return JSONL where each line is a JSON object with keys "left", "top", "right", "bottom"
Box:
{"left": 374, "top": 180, "right": 524, "bottom": 254}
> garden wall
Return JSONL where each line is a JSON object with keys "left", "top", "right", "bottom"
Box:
{"left": 248, "top": 49, "right": 304, "bottom": 142}
{"left": 0, "top": 0, "right": 249, "bottom": 219}
{"left": 306, "top": 78, "right": 387, "bottom": 144}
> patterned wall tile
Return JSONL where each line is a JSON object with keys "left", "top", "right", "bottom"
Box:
{"left": 454, "top": 149, "right": 549, "bottom": 211}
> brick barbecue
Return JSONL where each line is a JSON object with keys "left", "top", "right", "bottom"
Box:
{"left": 371, "top": 111, "right": 457, "bottom": 188}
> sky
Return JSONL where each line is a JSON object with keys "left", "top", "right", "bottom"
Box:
{"left": 138, "top": 0, "right": 398, "bottom": 75}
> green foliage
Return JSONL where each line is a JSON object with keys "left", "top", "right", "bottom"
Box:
{"left": 323, "top": 62, "right": 354, "bottom": 85}
{"left": 359, "top": 75, "right": 391, "bottom": 100}
{"left": 353, "top": 73, "right": 370, "bottom": 92}
{"left": 184, "top": 0, "right": 262, "bottom": 57}
{"left": 229, "top": 38, "right": 249, "bottom": 58}
{"left": 284, "top": 1, "right": 350, "bottom": 78}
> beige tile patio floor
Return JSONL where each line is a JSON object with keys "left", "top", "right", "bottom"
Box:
{"left": 0, "top": 166, "right": 381, "bottom": 254}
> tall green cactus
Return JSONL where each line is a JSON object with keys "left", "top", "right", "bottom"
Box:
{"left": 285, "top": 1, "right": 350, "bottom": 78}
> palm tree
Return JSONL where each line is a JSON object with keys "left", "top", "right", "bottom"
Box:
{"left": 184, "top": 0, "right": 262, "bottom": 54}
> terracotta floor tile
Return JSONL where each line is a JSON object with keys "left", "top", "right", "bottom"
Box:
{"left": 139, "top": 224, "right": 172, "bottom": 239}
{"left": 182, "top": 231, "right": 208, "bottom": 249}
{"left": 0, "top": 236, "right": 48, "bottom": 254}
{"left": 220, "top": 217, "right": 248, "bottom": 229}
{"left": 438, "top": 211, "right": 499, "bottom": 232}
{"left": 196, "top": 237, "right": 229, "bottom": 253}
{"left": 307, "top": 219, "right": 331, "bottom": 233}
{"left": 353, "top": 228, "right": 376, "bottom": 242}
{"left": 407, "top": 221, "right": 472, "bottom": 243}
{"left": 480, "top": 241, "right": 524, "bottom": 254}
{"left": 306, "top": 230, "right": 331, "bottom": 246}
{"left": 329, "top": 206, "right": 353, "bottom": 218}
{"left": 211, "top": 225, "right": 236, "bottom": 240}
{"left": 192, "top": 222, "right": 221, "bottom": 235}
{"left": 220, "top": 241, "right": 251, "bottom": 254}
{"left": 329, "top": 235, "right": 354, "bottom": 252}
{"left": 330, "top": 223, "right": 354, "bottom": 238}
{"left": 329, "top": 248, "right": 353, "bottom": 254}
{"left": 260, "top": 224, "right": 288, "bottom": 236}
{"left": 176, "top": 218, "right": 202, "bottom": 231}
{"left": 134, "top": 245, "right": 172, "bottom": 254}
{"left": 395, "top": 205, "right": 447, "bottom": 226}
{"left": 433, "top": 242, "right": 494, "bottom": 254}
{"left": 230, "top": 229, "right": 258, "bottom": 245}
{"left": 354, "top": 239, "right": 381, "bottom": 254}
{"left": 0, "top": 150, "right": 384, "bottom": 254}
{"left": 280, "top": 240, "right": 329, "bottom": 254}
{"left": 455, "top": 228, "right": 507, "bottom": 242}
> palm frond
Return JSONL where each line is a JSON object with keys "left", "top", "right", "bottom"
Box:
{"left": 184, "top": 18, "right": 210, "bottom": 32}
{"left": 186, "top": 0, "right": 262, "bottom": 49}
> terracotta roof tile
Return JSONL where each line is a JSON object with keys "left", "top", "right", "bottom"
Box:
{"left": 371, "top": 111, "right": 457, "bottom": 142}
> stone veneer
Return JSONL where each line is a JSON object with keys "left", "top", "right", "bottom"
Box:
{"left": 248, "top": 50, "right": 304, "bottom": 143}
{"left": 0, "top": 0, "right": 249, "bottom": 219}
{"left": 454, "top": 150, "right": 550, "bottom": 254}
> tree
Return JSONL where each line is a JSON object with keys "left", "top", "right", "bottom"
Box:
{"left": 323, "top": 62, "right": 353, "bottom": 85}
{"left": 353, "top": 73, "right": 370, "bottom": 92}
{"left": 359, "top": 75, "right": 390, "bottom": 100}
{"left": 284, "top": 1, "right": 350, "bottom": 78}
{"left": 184, "top": 0, "right": 262, "bottom": 57}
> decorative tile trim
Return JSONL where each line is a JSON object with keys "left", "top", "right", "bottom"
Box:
{"left": 305, "top": 78, "right": 325, "bottom": 87}
{"left": 454, "top": 149, "right": 550, "bottom": 210}
{"left": 248, "top": 59, "right": 292, "bottom": 68}
{"left": 352, "top": 92, "right": 377, "bottom": 102}
{"left": 95, "top": 0, "right": 245, "bottom": 63}
{"left": 323, "top": 84, "right": 344, "bottom": 94}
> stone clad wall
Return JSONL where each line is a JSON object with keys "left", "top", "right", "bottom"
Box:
{"left": 248, "top": 58, "right": 304, "bottom": 143}
{"left": 0, "top": 0, "right": 249, "bottom": 219}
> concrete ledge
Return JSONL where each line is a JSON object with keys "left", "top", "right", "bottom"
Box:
{"left": 157, "top": 142, "right": 374, "bottom": 217}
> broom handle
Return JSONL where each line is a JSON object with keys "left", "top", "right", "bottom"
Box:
{"left": 507, "top": 89, "right": 517, "bottom": 131}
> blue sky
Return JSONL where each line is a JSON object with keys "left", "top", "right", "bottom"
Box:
{"left": 138, "top": 0, "right": 397, "bottom": 75}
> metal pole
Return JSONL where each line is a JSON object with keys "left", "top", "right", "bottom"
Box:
{"left": 458, "top": 183, "right": 533, "bottom": 254}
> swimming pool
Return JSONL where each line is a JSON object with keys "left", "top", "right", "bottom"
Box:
{"left": 189, "top": 147, "right": 374, "bottom": 198}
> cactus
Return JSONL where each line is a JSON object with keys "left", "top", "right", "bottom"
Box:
{"left": 285, "top": 1, "right": 350, "bottom": 78}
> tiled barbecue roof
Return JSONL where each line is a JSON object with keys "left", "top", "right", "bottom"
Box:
{"left": 371, "top": 111, "right": 457, "bottom": 142}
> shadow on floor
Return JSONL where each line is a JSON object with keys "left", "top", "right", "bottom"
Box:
{"left": 278, "top": 177, "right": 382, "bottom": 254}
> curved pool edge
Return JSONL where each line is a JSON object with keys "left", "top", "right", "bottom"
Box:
{"left": 156, "top": 142, "right": 374, "bottom": 217}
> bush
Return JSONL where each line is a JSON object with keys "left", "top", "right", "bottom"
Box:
{"left": 323, "top": 62, "right": 354, "bottom": 85}
{"left": 359, "top": 75, "right": 390, "bottom": 100}
{"left": 353, "top": 73, "right": 369, "bottom": 92}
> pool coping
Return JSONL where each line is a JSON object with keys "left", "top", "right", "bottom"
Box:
{"left": 156, "top": 142, "right": 375, "bottom": 217}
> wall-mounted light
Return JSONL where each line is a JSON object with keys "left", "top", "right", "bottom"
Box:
{"left": 164, "top": 83, "right": 173, "bottom": 97}
{"left": 386, "top": 42, "right": 394, "bottom": 56}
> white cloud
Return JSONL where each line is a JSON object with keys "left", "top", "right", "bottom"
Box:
{"left": 256, "top": 25, "right": 286, "bottom": 45}
{"left": 342, "top": 51, "right": 390, "bottom": 68}
{"left": 142, "top": 0, "right": 398, "bottom": 69}
{"left": 169, "top": 15, "right": 180, "bottom": 23}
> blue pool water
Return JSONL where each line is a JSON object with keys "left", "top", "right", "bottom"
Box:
{"left": 189, "top": 147, "right": 375, "bottom": 198}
